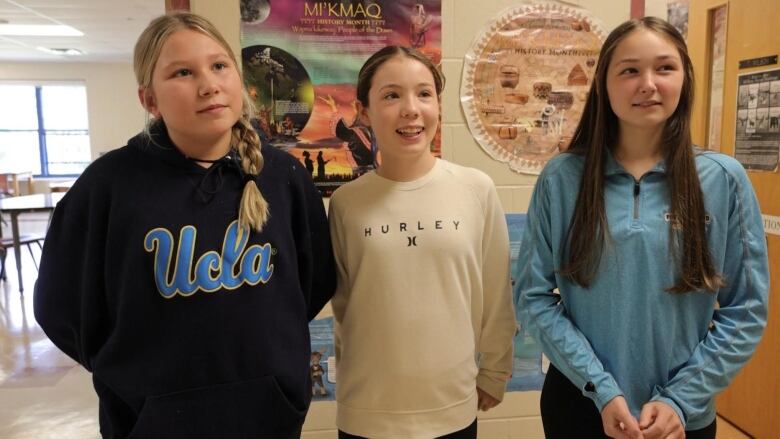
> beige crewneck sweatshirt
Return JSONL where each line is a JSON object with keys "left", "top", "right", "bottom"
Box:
{"left": 329, "top": 159, "right": 516, "bottom": 438}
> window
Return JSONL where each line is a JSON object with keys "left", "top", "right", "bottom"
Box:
{"left": 0, "top": 82, "right": 91, "bottom": 176}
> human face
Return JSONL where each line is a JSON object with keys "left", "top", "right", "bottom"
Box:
{"left": 606, "top": 29, "right": 684, "bottom": 134}
{"left": 359, "top": 55, "right": 439, "bottom": 169}
{"left": 140, "top": 29, "right": 243, "bottom": 158}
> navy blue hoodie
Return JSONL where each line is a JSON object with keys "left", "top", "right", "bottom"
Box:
{"left": 34, "top": 125, "right": 336, "bottom": 438}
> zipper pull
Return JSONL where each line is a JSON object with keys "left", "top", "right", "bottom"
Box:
{"left": 633, "top": 180, "right": 641, "bottom": 220}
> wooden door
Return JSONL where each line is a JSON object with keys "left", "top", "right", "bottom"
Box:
{"left": 689, "top": 0, "right": 780, "bottom": 437}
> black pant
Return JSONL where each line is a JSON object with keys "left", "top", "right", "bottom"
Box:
{"left": 541, "top": 365, "right": 716, "bottom": 439}
{"left": 338, "top": 418, "right": 477, "bottom": 439}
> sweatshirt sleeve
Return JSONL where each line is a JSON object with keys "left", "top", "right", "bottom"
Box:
{"left": 649, "top": 164, "right": 769, "bottom": 427}
{"left": 475, "top": 181, "right": 517, "bottom": 402}
{"left": 514, "top": 173, "right": 623, "bottom": 412}
{"left": 291, "top": 163, "right": 336, "bottom": 321}
{"left": 327, "top": 192, "right": 349, "bottom": 318}
{"left": 33, "top": 174, "right": 111, "bottom": 372}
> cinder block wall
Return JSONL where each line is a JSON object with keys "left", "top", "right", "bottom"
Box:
{"left": 433, "top": 2, "right": 629, "bottom": 437}
{"left": 189, "top": 1, "right": 680, "bottom": 437}
{"left": 440, "top": 0, "right": 629, "bottom": 217}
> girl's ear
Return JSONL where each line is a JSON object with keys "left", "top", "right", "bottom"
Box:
{"left": 356, "top": 100, "right": 370, "bottom": 127}
{"left": 138, "top": 86, "right": 160, "bottom": 117}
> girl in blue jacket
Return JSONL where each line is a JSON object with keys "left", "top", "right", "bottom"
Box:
{"left": 515, "top": 17, "right": 769, "bottom": 439}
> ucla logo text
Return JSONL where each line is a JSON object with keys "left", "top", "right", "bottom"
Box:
{"left": 144, "top": 221, "right": 274, "bottom": 298}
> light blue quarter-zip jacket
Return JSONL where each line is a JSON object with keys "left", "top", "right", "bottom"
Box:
{"left": 515, "top": 149, "right": 769, "bottom": 430}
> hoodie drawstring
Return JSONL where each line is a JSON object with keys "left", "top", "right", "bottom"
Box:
{"left": 189, "top": 151, "right": 249, "bottom": 204}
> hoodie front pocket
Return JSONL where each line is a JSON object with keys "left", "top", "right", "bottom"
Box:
{"left": 128, "top": 375, "right": 306, "bottom": 439}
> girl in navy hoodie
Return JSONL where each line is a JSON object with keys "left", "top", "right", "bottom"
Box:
{"left": 34, "top": 12, "right": 335, "bottom": 438}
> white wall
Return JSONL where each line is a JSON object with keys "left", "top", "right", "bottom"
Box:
{"left": 645, "top": 0, "right": 673, "bottom": 20}
{"left": 188, "top": 0, "right": 635, "bottom": 437}
{"left": 3, "top": 0, "right": 672, "bottom": 434}
{"left": 437, "top": 1, "right": 629, "bottom": 437}
{"left": 441, "top": 0, "right": 630, "bottom": 219}
{"left": 189, "top": 0, "right": 635, "bottom": 437}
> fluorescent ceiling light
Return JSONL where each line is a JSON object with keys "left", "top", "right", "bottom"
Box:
{"left": 36, "top": 47, "right": 84, "bottom": 56}
{"left": 0, "top": 24, "right": 83, "bottom": 36}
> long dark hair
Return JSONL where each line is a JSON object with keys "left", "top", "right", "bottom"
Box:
{"left": 560, "top": 16, "right": 723, "bottom": 293}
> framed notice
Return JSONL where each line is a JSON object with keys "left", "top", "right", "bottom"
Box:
{"left": 460, "top": 3, "right": 605, "bottom": 175}
{"left": 735, "top": 68, "right": 780, "bottom": 171}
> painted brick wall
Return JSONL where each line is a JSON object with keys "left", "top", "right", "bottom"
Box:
{"left": 188, "top": 1, "right": 670, "bottom": 437}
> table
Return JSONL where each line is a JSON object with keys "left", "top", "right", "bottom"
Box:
{"left": 49, "top": 180, "right": 75, "bottom": 193}
{"left": 0, "top": 193, "right": 65, "bottom": 292}
{"left": 0, "top": 170, "right": 35, "bottom": 197}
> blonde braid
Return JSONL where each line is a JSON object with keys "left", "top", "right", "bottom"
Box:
{"left": 234, "top": 92, "right": 269, "bottom": 232}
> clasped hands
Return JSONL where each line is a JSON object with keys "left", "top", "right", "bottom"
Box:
{"left": 601, "top": 397, "right": 684, "bottom": 439}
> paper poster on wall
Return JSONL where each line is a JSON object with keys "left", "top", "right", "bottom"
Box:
{"left": 735, "top": 68, "right": 780, "bottom": 171}
{"left": 667, "top": 0, "right": 689, "bottom": 40}
{"left": 309, "top": 316, "right": 336, "bottom": 401}
{"left": 240, "top": 0, "right": 441, "bottom": 196}
{"left": 506, "top": 213, "right": 545, "bottom": 391}
{"left": 460, "top": 3, "right": 605, "bottom": 175}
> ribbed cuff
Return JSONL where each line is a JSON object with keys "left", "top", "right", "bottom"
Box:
{"left": 476, "top": 372, "right": 508, "bottom": 402}
{"left": 591, "top": 387, "right": 623, "bottom": 413}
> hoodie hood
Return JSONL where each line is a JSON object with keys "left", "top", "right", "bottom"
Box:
{"left": 128, "top": 121, "right": 249, "bottom": 204}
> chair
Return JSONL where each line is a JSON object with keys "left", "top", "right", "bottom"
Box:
{"left": 0, "top": 174, "right": 12, "bottom": 197}
{"left": 0, "top": 234, "right": 45, "bottom": 281}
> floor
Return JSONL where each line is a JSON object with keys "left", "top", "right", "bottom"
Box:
{"left": 0, "top": 213, "right": 753, "bottom": 439}
{"left": 1, "top": 213, "right": 100, "bottom": 438}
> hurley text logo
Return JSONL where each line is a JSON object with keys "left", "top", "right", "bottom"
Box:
{"left": 362, "top": 219, "right": 461, "bottom": 247}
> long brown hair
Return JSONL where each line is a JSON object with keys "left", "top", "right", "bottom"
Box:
{"left": 133, "top": 12, "right": 269, "bottom": 232}
{"left": 560, "top": 16, "right": 723, "bottom": 293}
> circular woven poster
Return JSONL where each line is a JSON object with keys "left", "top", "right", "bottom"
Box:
{"left": 461, "top": 3, "right": 606, "bottom": 174}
